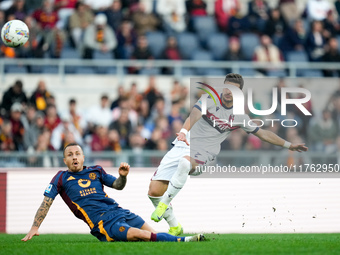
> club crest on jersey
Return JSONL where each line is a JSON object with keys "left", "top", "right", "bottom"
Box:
{"left": 194, "top": 152, "right": 201, "bottom": 157}
{"left": 78, "top": 179, "right": 91, "bottom": 188}
{"left": 229, "top": 114, "right": 235, "bottom": 122}
{"left": 89, "top": 173, "right": 96, "bottom": 180}
{"left": 119, "top": 226, "right": 126, "bottom": 232}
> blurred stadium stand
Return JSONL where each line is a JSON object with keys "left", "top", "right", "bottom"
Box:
{"left": 0, "top": 0, "right": 340, "bottom": 165}
{"left": 1, "top": 58, "right": 338, "bottom": 78}
{"left": 0, "top": 0, "right": 337, "bottom": 77}
{"left": 0, "top": 150, "right": 337, "bottom": 169}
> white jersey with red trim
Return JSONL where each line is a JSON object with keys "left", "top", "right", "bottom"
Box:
{"left": 173, "top": 95, "right": 259, "bottom": 155}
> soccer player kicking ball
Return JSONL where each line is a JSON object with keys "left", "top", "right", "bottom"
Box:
{"left": 148, "top": 73, "right": 308, "bottom": 235}
{"left": 22, "top": 143, "right": 204, "bottom": 242}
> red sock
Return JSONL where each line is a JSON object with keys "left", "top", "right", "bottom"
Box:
{"left": 150, "top": 232, "right": 157, "bottom": 242}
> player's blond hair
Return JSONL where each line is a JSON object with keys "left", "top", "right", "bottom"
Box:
{"left": 63, "top": 143, "right": 83, "bottom": 157}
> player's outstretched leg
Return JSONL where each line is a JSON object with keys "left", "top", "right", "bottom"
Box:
{"left": 150, "top": 233, "right": 205, "bottom": 242}
{"left": 127, "top": 227, "right": 205, "bottom": 242}
{"left": 184, "top": 234, "right": 206, "bottom": 242}
{"left": 151, "top": 157, "right": 192, "bottom": 222}
{"left": 148, "top": 195, "right": 183, "bottom": 235}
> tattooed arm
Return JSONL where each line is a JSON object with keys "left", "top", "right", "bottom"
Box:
{"left": 21, "top": 196, "right": 54, "bottom": 242}
{"left": 112, "top": 162, "right": 130, "bottom": 190}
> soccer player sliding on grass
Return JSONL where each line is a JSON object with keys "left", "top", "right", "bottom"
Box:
{"left": 148, "top": 73, "right": 308, "bottom": 235}
{"left": 22, "top": 143, "right": 205, "bottom": 242}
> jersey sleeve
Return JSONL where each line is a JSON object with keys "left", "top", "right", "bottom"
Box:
{"left": 194, "top": 95, "right": 215, "bottom": 112}
{"left": 98, "top": 166, "right": 117, "bottom": 187}
{"left": 241, "top": 114, "right": 259, "bottom": 134}
{"left": 43, "top": 171, "right": 64, "bottom": 199}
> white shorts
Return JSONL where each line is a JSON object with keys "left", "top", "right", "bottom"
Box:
{"left": 151, "top": 145, "right": 216, "bottom": 181}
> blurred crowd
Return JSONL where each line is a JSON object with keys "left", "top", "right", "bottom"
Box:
{"left": 0, "top": 77, "right": 188, "bottom": 155}
{"left": 0, "top": 0, "right": 340, "bottom": 76}
{"left": 1, "top": 77, "right": 340, "bottom": 158}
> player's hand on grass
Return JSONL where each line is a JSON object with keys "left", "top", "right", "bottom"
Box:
{"left": 289, "top": 143, "right": 308, "bottom": 152}
{"left": 21, "top": 227, "right": 39, "bottom": 242}
{"left": 118, "top": 162, "right": 130, "bottom": 177}
{"left": 176, "top": 132, "right": 189, "bottom": 146}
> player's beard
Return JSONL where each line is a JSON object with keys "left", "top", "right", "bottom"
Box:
{"left": 225, "top": 98, "right": 232, "bottom": 104}
{"left": 222, "top": 95, "right": 233, "bottom": 105}
{"left": 69, "top": 162, "right": 83, "bottom": 172}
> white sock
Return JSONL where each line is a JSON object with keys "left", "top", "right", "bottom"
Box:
{"left": 184, "top": 236, "right": 196, "bottom": 242}
{"left": 148, "top": 195, "right": 178, "bottom": 227}
{"left": 161, "top": 157, "right": 192, "bottom": 206}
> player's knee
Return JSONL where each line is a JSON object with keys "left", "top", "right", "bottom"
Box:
{"left": 183, "top": 155, "right": 191, "bottom": 162}
{"left": 141, "top": 230, "right": 152, "bottom": 240}
{"left": 148, "top": 184, "right": 154, "bottom": 196}
{"left": 148, "top": 187, "right": 161, "bottom": 197}
{"left": 185, "top": 156, "right": 198, "bottom": 169}
{"left": 148, "top": 180, "right": 169, "bottom": 197}
{"left": 178, "top": 157, "right": 192, "bottom": 175}
{"left": 128, "top": 228, "right": 150, "bottom": 241}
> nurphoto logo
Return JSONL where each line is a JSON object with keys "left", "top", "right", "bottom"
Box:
{"left": 198, "top": 82, "right": 312, "bottom": 128}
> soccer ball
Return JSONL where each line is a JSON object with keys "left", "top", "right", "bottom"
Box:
{"left": 1, "top": 20, "right": 29, "bottom": 48}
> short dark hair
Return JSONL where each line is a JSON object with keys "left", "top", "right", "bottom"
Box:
{"left": 75, "top": 1, "right": 84, "bottom": 9}
{"left": 224, "top": 73, "right": 244, "bottom": 90}
{"left": 14, "top": 80, "right": 23, "bottom": 88}
{"left": 101, "top": 94, "right": 109, "bottom": 100}
{"left": 63, "top": 143, "right": 82, "bottom": 157}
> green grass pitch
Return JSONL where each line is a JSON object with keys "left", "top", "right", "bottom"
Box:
{"left": 1, "top": 233, "right": 340, "bottom": 255}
